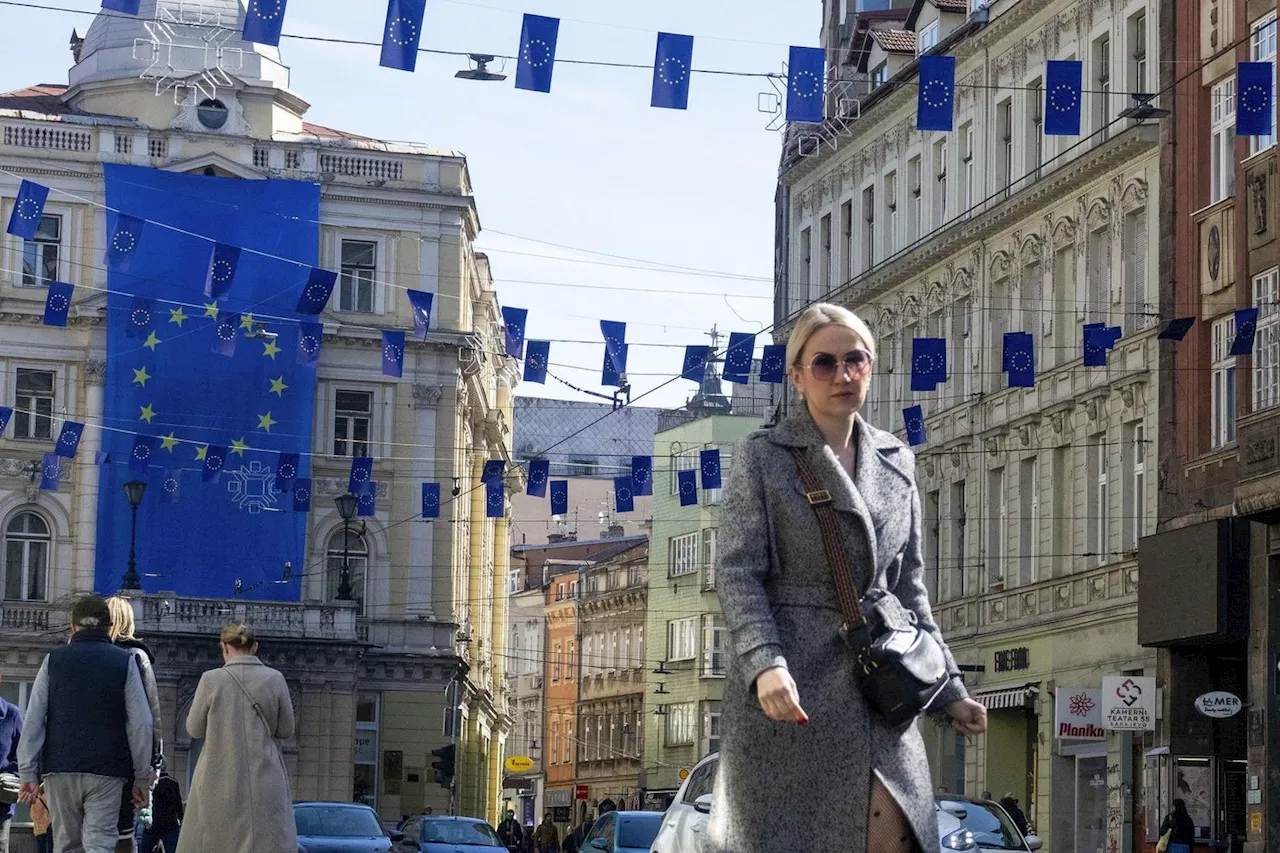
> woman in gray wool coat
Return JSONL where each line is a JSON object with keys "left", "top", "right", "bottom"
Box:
{"left": 707, "top": 303, "right": 987, "bottom": 852}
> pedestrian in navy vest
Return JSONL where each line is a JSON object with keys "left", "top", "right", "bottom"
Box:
{"left": 0, "top": 670, "right": 23, "bottom": 853}
{"left": 16, "top": 596, "right": 155, "bottom": 853}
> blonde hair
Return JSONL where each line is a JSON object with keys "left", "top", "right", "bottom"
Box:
{"left": 106, "top": 596, "right": 137, "bottom": 643}
{"left": 785, "top": 303, "right": 877, "bottom": 371}
{"left": 220, "top": 622, "right": 256, "bottom": 650}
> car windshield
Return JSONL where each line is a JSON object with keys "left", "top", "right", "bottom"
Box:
{"left": 617, "top": 813, "right": 663, "bottom": 848}
{"left": 294, "top": 805, "right": 384, "bottom": 838}
{"left": 421, "top": 819, "right": 502, "bottom": 846}
{"left": 938, "top": 799, "right": 1024, "bottom": 850}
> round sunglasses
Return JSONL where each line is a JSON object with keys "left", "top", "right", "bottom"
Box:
{"left": 804, "top": 349, "right": 875, "bottom": 382}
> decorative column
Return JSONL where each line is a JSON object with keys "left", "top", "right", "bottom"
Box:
{"left": 406, "top": 383, "right": 442, "bottom": 617}
{"left": 71, "top": 358, "right": 106, "bottom": 595}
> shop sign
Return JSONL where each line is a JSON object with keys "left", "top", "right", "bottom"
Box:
{"left": 575, "top": 784, "right": 590, "bottom": 801}
{"left": 505, "top": 755, "right": 535, "bottom": 773}
{"left": 993, "top": 647, "right": 1030, "bottom": 673}
{"left": 1055, "top": 687, "right": 1105, "bottom": 740}
{"left": 1194, "top": 691, "right": 1243, "bottom": 719}
{"left": 1101, "top": 676, "right": 1156, "bottom": 730}
{"left": 354, "top": 733, "right": 377, "bottom": 765}
{"left": 545, "top": 788, "right": 572, "bottom": 807}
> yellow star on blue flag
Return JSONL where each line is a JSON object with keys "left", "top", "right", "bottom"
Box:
{"left": 168, "top": 307, "right": 188, "bottom": 327}
{"left": 269, "top": 376, "right": 288, "bottom": 396}
{"left": 230, "top": 437, "right": 249, "bottom": 456}
{"left": 160, "top": 431, "right": 179, "bottom": 452}
{"left": 139, "top": 403, "right": 157, "bottom": 424}
{"left": 203, "top": 302, "right": 219, "bottom": 319}
{"left": 257, "top": 412, "right": 277, "bottom": 433}
{"left": 263, "top": 339, "right": 281, "bottom": 359}
{"left": 143, "top": 331, "right": 161, "bottom": 351}
{"left": 132, "top": 366, "right": 151, "bottom": 387}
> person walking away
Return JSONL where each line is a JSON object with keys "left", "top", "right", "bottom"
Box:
{"left": 999, "top": 794, "right": 1028, "bottom": 837}
{"left": 1160, "top": 799, "right": 1196, "bottom": 853}
{"left": 532, "top": 814, "right": 558, "bottom": 853}
{"left": 17, "top": 596, "right": 153, "bottom": 853}
{"left": 0, "top": 672, "right": 22, "bottom": 853}
{"left": 497, "top": 810, "right": 523, "bottom": 850}
{"left": 106, "top": 597, "right": 162, "bottom": 853}
{"left": 30, "top": 785, "right": 51, "bottom": 853}
{"left": 176, "top": 623, "right": 295, "bottom": 853}
{"left": 139, "top": 770, "right": 182, "bottom": 853}
{"left": 707, "top": 304, "right": 987, "bottom": 853}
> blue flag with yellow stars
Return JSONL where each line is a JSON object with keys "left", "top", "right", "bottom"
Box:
{"left": 1004, "top": 332, "right": 1036, "bottom": 385}
{"left": 407, "top": 289, "right": 434, "bottom": 339}
{"left": 903, "top": 405, "right": 926, "bottom": 447}
{"left": 422, "top": 482, "right": 441, "bottom": 518}
{"left": 502, "top": 306, "right": 528, "bottom": 359}
{"left": 677, "top": 469, "right": 698, "bottom": 507}
{"left": 0, "top": 407, "right": 13, "bottom": 437}
{"left": 631, "top": 456, "right": 653, "bottom": 497}
{"left": 681, "top": 345, "right": 710, "bottom": 382}
{"left": 161, "top": 469, "right": 182, "bottom": 504}
{"left": 296, "top": 267, "right": 336, "bottom": 315}
{"left": 275, "top": 453, "right": 299, "bottom": 492}
{"left": 1238, "top": 62, "right": 1274, "bottom": 136}
{"left": 516, "top": 14, "right": 559, "bottom": 93}
{"left": 40, "top": 453, "right": 61, "bottom": 491}
{"left": 213, "top": 311, "right": 240, "bottom": 357}
{"left": 760, "top": 344, "right": 787, "bottom": 383}
{"left": 382, "top": 330, "right": 405, "bottom": 378}
{"left": 127, "top": 297, "right": 154, "bottom": 339}
{"left": 1045, "top": 60, "right": 1083, "bottom": 135}
{"left": 380, "top": 0, "right": 427, "bottom": 72}
{"left": 243, "top": 0, "right": 288, "bottom": 46}
{"left": 105, "top": 212, "right": 145, "bottom": 271}
{"left": 55, "top": 421, "right": 84, "bottom": 458}
{"left": 102, "top": 0, "right": 141, "bottom": 13}
{"left": 785, "top": 46, "right": 825, "bottom": 123}
{"left": 7, "top": 180, "right": 48, "bottom": 240}
{"left": 44, "top": 281, "right": 73, "bottom": 327}
{"left": 723, "top": 332, "right": 755, "bottom": 384}
{"left": 527, "top": 459, "right": 549, "bottom": 498}
{"left": 293, "top": 478, "right": 311, "bottom": 512}
{"left": 917, "top": 55, "right": 956, "bottom": 131}
{"left": 550, "top": 480, "right": 569, "bottom": 516}
{"left": 483, "top": 459, "right": 505, "bottom": 519}
{"left": 1232, "top": 308, "right": 1260, "bottom": 355}
{"left": 524, "top": 340, "right": 549, "bottom": 384}
{"left": 700, "top": 449, "right": 722, "bottom": 489}
{"left": 298, "top": 322, "right": 323, "bottom": 367}
{"left": 96, "top": 164, "right": 317, "bottom": 600}
{"left": 349, "top": 456, "right": 374, "bottom": 493}
{"left": 615, "top": 477, "right": 635, "bottom": 513}
{"left": 652, "top": 32, "right": 694, "bottom": 110}
{"left": 358, "top": 483, "right": 377, "bottom": 517}
{"left": 911, "top": 338, "right": 946, "bottom": 391}
{"left": 130, "top": 434, "right": 157, "bottom": 472}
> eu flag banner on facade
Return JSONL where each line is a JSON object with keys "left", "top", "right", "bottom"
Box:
{"left": 631, "top": 456, "right": 653, "bottom": 496}
{"left": 297, "top": 322, "right": 323, "bottom": 367}
{"left": 127, "top": 297, "right": 154, "bottom": 339}
{"left": 296, "top": 268, "right": 336, "bottom": 315}
{"left": 422, "top": 482, "right": 441, "bottom": 518}
{"left": 483, "top": 459, "right": 505, "bottom": 519}
{"left": 213, "top": 311, "right": 240, "bottom": 357}
{"left": 382, "top": 330, "right": 405, "bottom": 378}
{"left": 524, "top": 340, "right": 549, "bottom": 383}
{"left": 1158, "top": 317, "right": 1196, "bottom": 341}
{"left": 275, "top": 452, "right": 299, "bottom": 492}
{"left": 602, "top": 320, "right": 628, "bottom": 386}
{"left": 56, "top": 421, "right": 84, "bottom": 458}
{"left": 161, "top": 469, "right": 182, "bottom": 504}
{"left": 407, "top": 289, "right": 434, "bottom": 339}
{"left": 785, "top": 46, "right": 826, "bottom": 123}
{"left": 1003, "top": 332, "right": 1036, "bottom": 386}
{"left": 7, "top": 179, "right": 49, "bottom": 240}
{"left": 911, "top": 338, "right": 947, "bottom": 391}
{"left": 243, "top": 0, "right": 288, "bottom": 46}
{"left": 130, "top": 434, "right": 157, "bottom": 472}
{"left": 293, "top": 478, "right": 311, "bottom": 512}
{"left": 1045, "top": 60, "right": 1083, "bottom": 135}
{"left": 681, "top": 345, "right": 710, "bottom": 382}
{"left": 43, "top": 281, "right": 73, "bottom": 327}
{"left": 903, "top": 405, "right": 926, "bottom": 447}
{"left": 349, "top": 456, "right": 374, "bottom": 493}
{"left": 724, "top": 332, "right": 755, "bottom": 384}
{"left": 615, "top": 477, "right": 635, "bottom": 513}
{"left": 550, "top": 480, "right": 569, "bottom": 516}
{"left": 677, "top": 469, "right": 698, "bottom": 507}
{"left": 102, "top": 0, "right": 141, "bottom": 13}
{"left": 205, "top": 243, "right": 241, "bottom": 299}
{"left": 516, "top": 14, "right": 560, "bottom": 93}
{"left": 97, "top": 164, "right": 319, "bottom": 600}
{"left": 527, "top": 459, "right": 550, "bottom": 498}
{"left": 652, "top": 32, "right": 694, "bottom": 110}
{"left": 760, "top": 344, "right": 787, "bottom": 384}
{"left": 358, "top": 483, "right": 376, "bottom": 517}
{"left": 40, "top": 453, "right": 61, "bottom": 491}
{"left": 502, "top": 307, "right": 528, "bottom": 358}
{"left": 916, "top": 55, "right": 956, "bottom": 131}
{"left": 380, "top": 0, "right": 427, "bottom": 72}
{"left": 105, "top": 212, "right": 145, "bottom": 271}
{"left": 700, "top": 449, "right": 722, "bottom": 489}
{"left": 1237, "top": 62, "right": 1275, "bottom": 136}
{"left": 1232, "top": 307, "right": 1260, "bottom": 355}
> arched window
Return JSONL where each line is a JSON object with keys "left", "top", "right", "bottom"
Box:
{"left": 3, "top": 512, "right": 50, "bottom": 601}
{"left": 325, "top": 528, "right": 367, "bottom": 614}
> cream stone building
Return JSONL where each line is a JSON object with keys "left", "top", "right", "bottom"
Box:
{"left": 774, "top": 0, "right": 1162, "bottom": 849}
{"left": 0, "top": 0, "right": 513, "bottom": 833}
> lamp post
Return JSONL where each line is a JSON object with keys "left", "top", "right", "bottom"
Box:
{"left": 122, "top": 480, "right": 147, "bottom": 591}
{"left": 334, "top": 492, "right": 358, "bottom": 601}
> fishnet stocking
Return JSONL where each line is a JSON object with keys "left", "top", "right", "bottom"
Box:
{"left": 867, "top": 776, "right": 916, "bottom": 853}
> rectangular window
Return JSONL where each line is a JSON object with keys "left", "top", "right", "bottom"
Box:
{"left": 1052, "top": 447, "right": 1071, "bottom": 577}
{"left": 951, "top": 298, "right": 971, "bottom": 403}
{"left": 339, "top": 239, "right": 377, "bottom": 313}
{"left": 961, "top": 122, "right": 976, "bottom": 210}
{"left": 862, "top": 185, "right": 876, "bottom": 270}
{"left": 990, "top": 278, "right": 1011, "bottom": 391}
{"left": 1212, "top": 315, "right": 1238, "bottom": 448}
{"left": 1210, "top": 77, "right": 1237, "bottom": 203}
{"left": 701, "top": 527, "right": 717, "bottom": 589}
{"left": 702, "top": 702, "right": 722, "bottom": 758}
{"left": 701, "top": 614, "right": 725, "bottom": 678}
{"left": 1026, "top": 77, "right": 1044, "bottom": 178}
{"left": 1088, "top": 436, "right": 1109, "bottom": 565}
{"left": 1021, "top": 261, "right": 1043, "bottom": 364}
{"left": 3, "top": 514, "right": 48, "bottom": 602}
{"left": 20, "top": 214, "right": 61, "bottom": 288}
{"left": 667, "top": 617, "right": 698, "bottom": 661}
{"left": 987, "top": 467, "right": 1006, "bottom": 587}
{"left": 1122, "top": 422, "right": 1146, "bottom": 551}
{"left": 839, "top": 200, "right": 853, "bottom": 284}
{"left": 553, "top": 643, "right": 563, "bottom": 683}
{"left": 884, "top": 171, "right": 898, "bottom": 256}
{"left": 924, "top": 489, "right": 941, "bottom": 600}
{"left": 1255, "top": 268, "right": 1280, "bottom": 410}
{"left": 1130, "top": 10, "right": 1148, "bottom": 94}
{"left": 872, "top": 62, "right": 889, "bottom": 88}
{"left": 917, "top": 21, "right": 939, "bottom": 54}
{"left": 669, "top": 531, "right": 699, "bottom": 577}
{"left": 665, "top": 703, "right": 696, "bottom": 747}
{"left": 1251, "top": 14, "right": 1277, "bottom": 153}
{"left": 819, "top": 213, "right": 832, "bottom": 294}
{"left": 1087, "top": 227, "right": 1111, "bottom": 325}
{"left": 799, "top": 227, "right": 812, "bottom": 290}
{"left": 1094, "top": 34, "right": 1112, "bottom": 140}
{"left": 907, "top": 155, "right": 922, "bottom": 245}
{"left": 948, "top": 480, "right": 966, "bottom": 601}
{"left": 13, "top": 368, "right": 55, "bottom": 440}
{"left": 1053, "top": 245, "right": 1075, "bottom": 367}
{"left": 995, "top": 103, "right": 1012, "bottom": 196}
{"left": 1018, "top": 457, "right": 1038, "bottom": 586}
{"left": 669, "top": 450, "right": 699, "bottom": 495}
{"left": 333, "top": 390, "right": 372, "bottom": 457}
{"left": 1123, "top": 208, "right": 1150, "bottom": 330}
{"left": 934, "top": 139, "right": 949, "bottom": 227}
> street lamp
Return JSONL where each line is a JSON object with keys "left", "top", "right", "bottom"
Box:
{"left": 122, "top": 480, "right": 147, "bottom": 591}
{"left": 334, "top": 492, "right": 358, "bottom": 601}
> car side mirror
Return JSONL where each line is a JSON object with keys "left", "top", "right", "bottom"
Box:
{"left": 694, "top": 793, "right": 714, "bottom": 814}
{"left": 590, "top": 840, "right": 609, "bottom": 850}
{"left": 1025, "top": 836, "right": 1043, "bottom": 851}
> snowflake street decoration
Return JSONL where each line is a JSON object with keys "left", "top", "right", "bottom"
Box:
{"left": 132, "top": 1, "right": 245, "bottom": 105}
{"left": 1068, "top": 692, "right": 1096, "bottom": 717}
{"left": 226, "top": 459, "right": 279, "bottom": 514}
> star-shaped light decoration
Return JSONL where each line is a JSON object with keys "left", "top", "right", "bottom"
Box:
{"left": 257, "top": 412, "right": 277, "bottom": 433}
{"left": 143, "top": 331, "right": 161, "bottom": 351}
{"left": 160, "top": 432, "right": 179, "bottom": 452}
{"left": 263, "top": 339, "right": 282, "bottom": 359}
{"left": 139, "top": 403, "right": 157, "bottom": 424}
{"left": 168, "top": 307, "right": 188, "bottom": 327}
{"left": 203, "top": 302, "right": 220, "bottom": 319}
{"left": 269, "top": 376, "right": 288, "bottom": 396}
{"left": 230, "top": 437, "right": 249, "bottom": 456}
{"left": 132, "top": 366, "right": 151, "bottom": 387}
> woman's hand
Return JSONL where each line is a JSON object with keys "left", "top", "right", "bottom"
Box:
{"left": 946, "top": 698, "right": 987, "bottom": 735}
{"left": 756, "top": 666, "right": 808, "bottom": 724}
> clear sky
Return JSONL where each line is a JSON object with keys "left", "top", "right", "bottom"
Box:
{"left": 0, "top": 0, "right": 817, "bottom": 409}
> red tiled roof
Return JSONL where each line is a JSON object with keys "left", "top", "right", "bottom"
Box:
{"left": 300, "top": 121, "right": 374, "bottom": 142}
{"left": 871, "top": 29, "right": 917, "bottom": 53}
{"left": 0, "top": 84, "right": 76, "bottom": 115}
{"left": 935, "top": 0, "right": 969, "bottom": 11}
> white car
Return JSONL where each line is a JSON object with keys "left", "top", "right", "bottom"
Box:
{"left": 649, "top": 753, "right": 717, "bottom": 853}
{"left": 937, "top": 796, "right": 1044, "bottom": 852}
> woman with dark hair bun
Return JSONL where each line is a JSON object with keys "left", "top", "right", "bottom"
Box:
{"left": 177, "top": 624, "right": 297, "bottom": 853}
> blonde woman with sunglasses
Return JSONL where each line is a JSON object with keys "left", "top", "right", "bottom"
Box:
{"left": 707, "top": 303, "right": 986, "bottom": 853}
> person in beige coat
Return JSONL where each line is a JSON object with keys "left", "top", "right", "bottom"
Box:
{"left": 177, "top": 624, "right": 296, "bottom": 853}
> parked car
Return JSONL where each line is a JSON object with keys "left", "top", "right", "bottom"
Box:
{"left": 649, "top": 753, "right": 718, "bottom": 853}
{"left": 937, "top": 796, "right": 1043, "bottom": 852}
{"left": 583, "top": 810, "right": 664, "bottom": 853}
{"left": 293, "top": 801, "right": 400, "bottom": 853}
{"left": 397, "top": 815, "right": 508, "bottom": 852}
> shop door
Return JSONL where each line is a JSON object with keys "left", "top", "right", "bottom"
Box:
{"left": 1221, "top": 761, "right": 1246, "bottom": 852}
{"left": 1076, "top": 754, "right": 1108, "bottom": 853}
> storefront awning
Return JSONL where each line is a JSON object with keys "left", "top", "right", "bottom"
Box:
{"left": 972, "top": 684, "right": 1039, "bottom": 710}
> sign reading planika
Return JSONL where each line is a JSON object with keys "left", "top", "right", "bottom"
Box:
{"left": 1194, "top": 691, "right": 1243, "bottom": 718}
{"left": 1101, "top": 676, "right": 1157, "bottom": 731}
{"left": 1055, "top": 687, "right": 1105, "bottom": 740}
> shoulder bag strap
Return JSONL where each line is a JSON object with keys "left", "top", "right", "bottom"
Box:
{"left": 222, "top": 666, "right": 275, "bottom": 738}
{"left": 785, "top": 446, "right": 868, "bottom": 638}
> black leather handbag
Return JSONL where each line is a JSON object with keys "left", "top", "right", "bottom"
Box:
{"left": 789, "top": 447, "right": 952, "bottom": 726}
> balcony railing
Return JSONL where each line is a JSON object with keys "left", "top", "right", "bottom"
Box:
{"left": 132, "top": 594, "right": 359, "bottom": 642}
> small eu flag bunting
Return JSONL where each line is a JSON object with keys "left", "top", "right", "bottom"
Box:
{"left": 700, "top": 449, "right": 722, "bottom": 490}
{"left": 652, "top": 32, "right": 694, "bottom": 110}
{"left": 785, "top": 46, "right": 826, "bottom": 123}
{"left": 516, "top": 14, "right": 560, "bottom": 93}
{"left": 422, "top": 482, "right": 441, "bottom": 518}
{"left": 486, "top": 478, "right": 505, "bottom": 519}
{"left": 1237, "top": 62, "right": 1275, "bottom": 136}
{"left": 911, "top": 338, "right": 947, "bottom": 391}
{"left": 615, "top": 477, "right": 635, "bottom": 513}
{"left": 349, "top": 456, "right": 374, "bottom": 493}
{"left": 407, "top": 289, "right": 434, "bottom": 339}
{"left": 502, "top": 306, "right": 528, "bottom": 359}
{"left": 40, "top": 453, "right": 61, "bottom": 491}
{"left": 724, "top": 333, "right": 755, "bottom": 384}
{"left": 205, "top": 243, "right": 241, "bottom": 299}
{"left": 631, "top": 456, "right": 653, "bottom": 497}
{"left": 601, "top": 320, "right": 628, "bottom": 387}
{"left": 524, "top": 340, "right": 550, "bottom": 384}
{"left": 130, "top": 434, "right": 157, "bottom": 472}
{"left": 1082, "top": 324, "right": 1112, "bottom": 367}
{"left": 297, "top": 322, "right": 323, "bottom": 368}
{"left": 105, "top": 212, "right": 144, "bottom": 271}
{"left": 760, "top": 344, "right": 787, "bottom": 384}
{"left": 677, "top": 469, "right": 698, "bottom": 507}
{"left": 203, "top": 445, "right": 228, "bottom": 481}
{"left": 1231, "top": 308, "right": 1260, "bottom": 356}
{"left": 380, "top": 0, "right": 427, "bottom": 72}
{"left": 293, "top": 478, "right": 312, "bottom": 512}
{"left": 681, "top": 345, "right": 710, "bottom": 382}
{"left": 127, "top": 296, "right": 154, "bottom": 339}
{"left": 43, "top": 281, "right": 73, "bottom": 327}
{"left": 243, "top": 0, "right": 288, "bottom": 46}
{"left": 275, "top": 452, "right": 299, "bottom": 492}
{"left": 358, "top": 483, "right": 376, "bottom": 517}
{"left": 1045, "top": 60, "right": 1083, "bottom": 135}
{"left": 527, "top": 459, "right": 550, "bottom": 498}
{"left": 102, "top": 0, "right": 141, "bottom": 13}
{"left": 382, "top": 330, "right": 405, "bottom": 378}
{"left": 7, "top": 180, "right": 49, "bottom": 241}
{"left": 161, "top": 469, "right": 181, "bottom": 504}
{"left": 550, "top": 480, "right": 569, "bottom": 516}
{"left": 213, "top": 311, "right": 240, "bottom": 358}
{"left": 56, "top": 421, "right": 85, "bottom": 458}
{"left": 296, "top": 268, "right": 336, "bottom": 315}
{"left": 1003, "top": 332, "right": 1036, "bottom": 386}
{"left": 916, "top": 55, "right": 956, "bottom": 132}
{"left": 1158, "top": 317, "right": 1196, "bottom": 341}
{"left": 903, "top": 405, "right": 926, "bottom": 447}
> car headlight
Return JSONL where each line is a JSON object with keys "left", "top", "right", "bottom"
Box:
{"left": 941, "top": 829, "right": 976, "bottom": 850}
